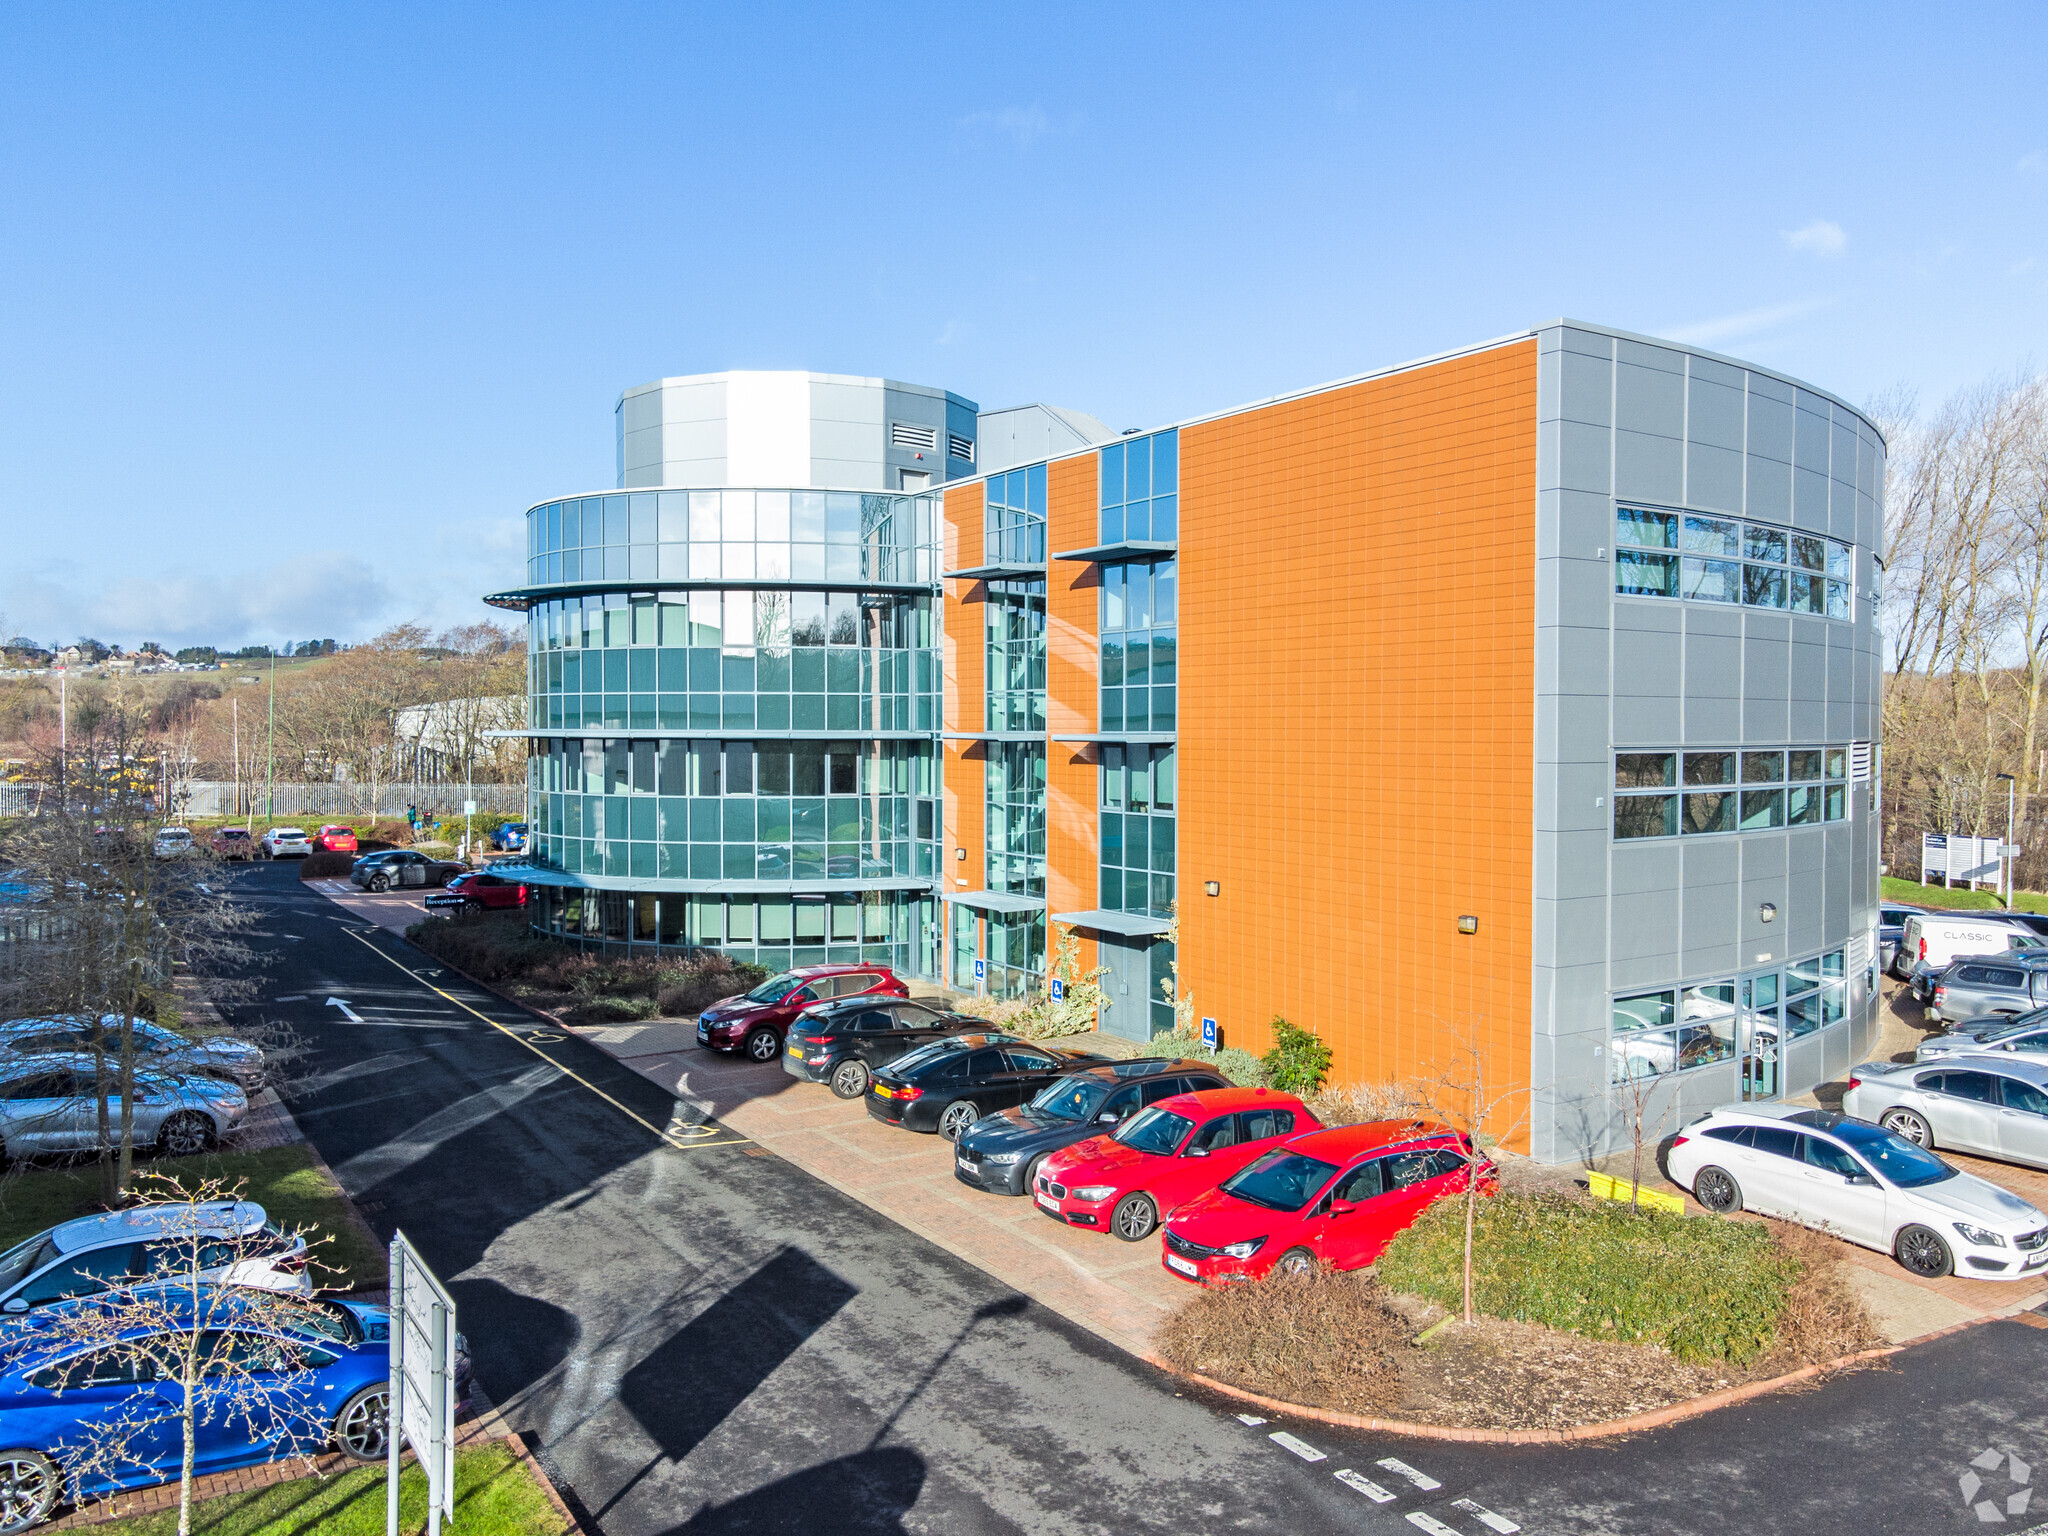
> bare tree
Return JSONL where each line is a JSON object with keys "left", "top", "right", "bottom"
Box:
{"left": 1420, "top": 1018, "right": 1534, "bottom": 1327}
{"left": 0, "top": 1176, "right": 347, "bottom": 1535}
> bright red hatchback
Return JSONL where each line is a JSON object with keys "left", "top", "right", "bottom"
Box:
{"left": 311, "top": 825, "right": 358, "bottom": 853}
{"left": 1159, "top": 1119, "right": 1495, "bottom": 1284}
{"left": 1033, "top": 1087, "right": 1320, "bottom": 1242}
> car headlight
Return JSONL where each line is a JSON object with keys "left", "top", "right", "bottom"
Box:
{"left": 1071, "top": 1185, "right": 1116, "bottom": 1202}
{"left": 1219, "top": 1237, "right": 1268, "bottom": 1260}
{"left": 982, "top": 1151, "right": 1021, "bottom": 1165}
{"left": 1955, "top": 1223, "right": 2008, "bottom": 1248}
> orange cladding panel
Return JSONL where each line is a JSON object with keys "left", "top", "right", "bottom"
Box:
{"left": 1046, "top": 455, "right": 1101, "bottom": 962}
{"left": 1176, "top": 341, "right": 1539, "bottom": 1145}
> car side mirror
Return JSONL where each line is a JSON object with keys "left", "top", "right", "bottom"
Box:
{"left": 1184, "top": 1146, "right": 1209, "bottom": 1158}
{"left": 1329, "top": 1199, "right": 1357, "bottom": 1217}
{"left": 1097, "top": 1113, "right": 1118, "bottom": 1124}
{"left": 1846, "top": 1173, "right": 1877, "bottom": 1186}
{"left": 3, "top": 1298, "right": 27, "bottom": 1314}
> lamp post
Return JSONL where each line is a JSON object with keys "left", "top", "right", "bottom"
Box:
{"left": 1999, "top": 772, "right": 2018, "bottom": 907}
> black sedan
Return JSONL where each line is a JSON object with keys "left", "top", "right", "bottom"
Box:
{"left": 952, "top": 1057, "right": 1231, "bottom": 1196}
{"left": 782, "top": 996, "right": 985, "bottom": 1099}
{"left": 349, "top": 849, "right": 467, "bottom": 891}
{"left": 866, "top": 1034, "right": 1114, "bottom": 1141}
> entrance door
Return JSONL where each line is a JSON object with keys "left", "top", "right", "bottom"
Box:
{"left": 1740, "top": 972, "right": 1781, "bottom": 1101}
{"left": 951, "top": 904, "right": 980, "bottom": 991}
{"left": 1099, "top": 938, "right": 1149, "bottom": 1041}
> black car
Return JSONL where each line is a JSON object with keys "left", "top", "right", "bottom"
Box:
{"left": 866, "top": 1034, "right": 1115, "bottom": 1142}
{"left": 953, "top": 1057, "right": 1231, "bottom": 1196}
{"left": 781, "top": 996, "right": 985, "bottom": 1099}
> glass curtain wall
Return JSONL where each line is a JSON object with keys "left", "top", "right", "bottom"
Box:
{"left": 1100, "top": 745, "right": 1176, "bottom": 916}
{"left": 1100, "top": 562, "right": 1177, "bottom": 733}
{"left": 533, "top": 885, "right": 933, "bottom": 977}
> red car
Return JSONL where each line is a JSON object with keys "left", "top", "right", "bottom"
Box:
{"left": 1033, "top": 1087, "right": 1321, "bottom": 1241}
{"left": 695, "top": 965, "right": 910, "bottom": 1063}
{"left": 1160, "top": 1119, "right": 1496, "bottom": 1284}
{"left": 310, "top": 825, "right": 358, "bottom": 853}
{"left": 424, "top": 872, "right": 529, "bottom": 913}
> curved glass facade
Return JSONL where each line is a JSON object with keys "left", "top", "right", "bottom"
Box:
{"left": 503, "top": 487, "right": 945, "bottom": 977}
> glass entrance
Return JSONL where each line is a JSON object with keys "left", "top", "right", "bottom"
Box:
{"left": 950, "top": 903, "right": 980, "bottom": 991}
{"left": 1740, "top": 971, "right": 1781, "bottom": 1100}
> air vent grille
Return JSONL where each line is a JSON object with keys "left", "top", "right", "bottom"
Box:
{"left": 1850, "top": 742, "right": 1873, "bottom": 782}
{"left": 948, "top": 434, "right": 975, "bottom": 463}
{"left": 890, "top": 422, "right": 938, "bottom": 451}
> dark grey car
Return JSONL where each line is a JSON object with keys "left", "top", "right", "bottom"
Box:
{"left": 780, "top": 997, "right": 985, "bottom": 1099}
{"left": 952, "top": 1058, "right": 1231, "bottom": 1196}
{"left": 1927, "top": 958, "right": 2048, "bottom": 1024}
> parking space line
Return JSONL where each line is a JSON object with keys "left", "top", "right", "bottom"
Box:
{"left": 1333, "top": 1469, "right": 1397, "bottom": 1503}
{"left": 1404, "top": 1514, "right": 1460, "bottom": 1536}
{"left": 341, "top": 927, "right": 749, "bottom": 1153}
{"left": 1453, "top": 1498, "right": 1520, "bottom": 1534}
{"left": 1234, "top": 1414, "right": 1267, "bottom": 1426}
{"left": 1268, "top": 1431, "right": 1327, "bottom": 1463}
{"left": 1378, "top": 1457, "right": 1443, "bottom": 1491}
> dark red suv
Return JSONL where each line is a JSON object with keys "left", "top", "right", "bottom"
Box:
{"left": 696, "top": 965, "right": 909, "bottom": 1063}
{"left": 424, "top": 871, "right": 529, "bottom": 913}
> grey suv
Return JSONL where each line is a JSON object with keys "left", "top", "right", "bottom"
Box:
{"left": 1927, "top": 959, "right": 2048, "bottom": 1024}
{"left": 952, "top": 1058, "right": 1232, "bottom": 1196}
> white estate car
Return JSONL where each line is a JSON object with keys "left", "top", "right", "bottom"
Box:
{"left": 1667, "top": 1103, "right": 2048, "bottom": 1281}
{"left": 0, "top": 1202, "right": 308, "bottom": 1316}
{"left": 258, "top": 826, "right": 311, "bottom": 859}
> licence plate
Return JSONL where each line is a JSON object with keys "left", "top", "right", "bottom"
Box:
{"left": 2028, "top": 1252, "right": 2047, "bottom": 1269}
{"left": 785, "top": 1042, "right": 801, "bottom": 1057}
{"left": 1164, "top": 1252, "right": 1198, "bottom": 1277}
{"left": 957, "top": 1156, "right": 976, "bottom": 1174}
{"left": 1035, "top": 1190, "right": 1059, "bottom": 1212}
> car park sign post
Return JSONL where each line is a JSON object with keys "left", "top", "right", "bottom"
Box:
{"left": 388, "top": 1231, "right": 456, "bottom": 1536}
{"left": 1050, "top": 978, "right": 1064, "bottom": 1002}
{"left": 1202, "top": 1017, "right": 1218, "bottom": 1051}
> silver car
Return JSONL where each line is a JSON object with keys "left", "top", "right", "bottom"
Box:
{"left": 1918, "top": 1011, "right": 2048, "bottom": 1063}
{"left": 1843, "top": 1055, "right": 2048, "bottom": 1171}
{"left": 0, "top": 1015, "right": 265, "bottom": 1087}
{"left": 0, "top": 1054, "right": 246, "bottom": 1159}
{"left": 1924, "top": 957, "right": 2048, "bottom": 1024}
{"left": 0, "top": 1202, "right": 308, "bottom": 1316}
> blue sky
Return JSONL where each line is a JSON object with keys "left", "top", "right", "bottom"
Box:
{"left": 3, "top": 3, "right": 2044, "bottom": 650}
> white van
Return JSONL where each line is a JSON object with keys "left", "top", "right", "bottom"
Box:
{"left": 1896, "top": 912, "right": 2036, "bottom": 980}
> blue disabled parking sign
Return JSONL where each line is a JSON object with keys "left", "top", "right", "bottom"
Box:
{"left": 973, "top": 958, "right": 986, "bottom": 981}
{"left": 1050, "top": 977, "right": 1064, "bottom": 1002}
{"left": 1201, "top": 1017, "right": 1218, "bottom": 1051}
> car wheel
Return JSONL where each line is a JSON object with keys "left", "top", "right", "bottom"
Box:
{"left": 333, "top": 1385, "right": 390, "bottom": 1461}
{"left": 1692, "top": 1165, "right": 1743, "bottom": 1215}
{"left": 1022, "top": 1153, "right": 1048, "bottom": 1195}
{"left": 829, "top": 1059, "right": 870, "bottom": 1099}
{"left": 938, "top": 1101, "right": 981, "bottom": 1142}
{"left": 0, "top": 1449, "right": 60, "bottom": 1533}
{"left": 1880, "top": 1108, "right": 1934, "bottom": 1148}
{"left": 1111, "top": 1192, "right": 1159, "bottom": 1242}
{"left": 155, "top": 1111, "right": 215, "bottom": 1159}
{"left": 743, "top": 1027, "right": 781, "bottom": 1063}
{"left": 369, "top": 874, "right": 389, "bottom": 893}
{"left": 1275, "top": 1247, "right": 1317, "bottom": 1277}
{"left": 462, "top": 900, "right": 482, "bottom": 915}
{"left": 1896, "top": 1223, "right": 1954, "bottom": 1279}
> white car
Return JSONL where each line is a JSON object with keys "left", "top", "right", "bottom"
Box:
{"left": 1667, "top": 1103, "right": 2048, "bottom": 1281}
{"left": 151, "top": 827, "right": 193, "bottom": 859}
{"left": 258, "top": 827, "right": 311, "bottom": 859}
{"left": 0, "top": 1201, "right": 308, "bottom": 1316}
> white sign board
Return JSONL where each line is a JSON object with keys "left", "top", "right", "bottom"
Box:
{"left": 1923, "top": 833, "right": 2004, "bottom": 885}
{"left": 389, "top": 1231, "right": 457, "bottom": 1536}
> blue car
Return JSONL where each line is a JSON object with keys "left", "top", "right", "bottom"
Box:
{"left": 487, "top": 822, "right": 527, "bottom": 852}
{"left": 0, "top": 1295, "right": 411, "bottom": 1531}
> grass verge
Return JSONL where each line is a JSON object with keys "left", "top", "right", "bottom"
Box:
{"left": 0, "top": 1145, "right": 384, "bottom": 1290}
{"left": 1881, "top": 876, "right": 2048, "bottom": 914}
{"left": 84, "top": 1441, "right": 567, "bottom": 1535}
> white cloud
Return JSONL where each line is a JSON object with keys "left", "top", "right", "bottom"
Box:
{"left": 1783, "top": 219, "right": 1846, "bottom": 258}
{"left": 956, "top": 105, "right": 1050, "bottom": 148}
{"left": 1664, "top": 297, "right": 1831, "bottom": 348}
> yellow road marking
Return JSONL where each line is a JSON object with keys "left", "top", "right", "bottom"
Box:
{"left": 342, "top": 928, "right": 749, "bottom": 1152}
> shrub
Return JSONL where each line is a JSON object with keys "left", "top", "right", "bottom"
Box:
{"left": 576, "top": 995, "right": 659, "bottom": 1024}
{"left": 1262, "top": 1017, "right": 1332, "bottom": 1094}
{"left": 1309, "top": 1079, "right": 1434, "bottom": 1128}
{"left": 1375, "top": 1191, "right": 1799, "bottom": 1365}
{"left": 297, "top": 852, "right": 355, "bottom": 879}
{"left": 656, "top": 956, "right": 766, "bottom": 1016}
{"left": 1156, "top": 1266, "right": 1409, "bottom": 1415}
{"left": 1158, "top": 1029, "right": 1268, "bottom": 1086}
{"left": 406, "top": 910, "right": 561, "bottom": 983}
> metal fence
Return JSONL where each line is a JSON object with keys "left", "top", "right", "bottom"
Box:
{"left": 175, "top": 782, "right": 527, "bottom": 818}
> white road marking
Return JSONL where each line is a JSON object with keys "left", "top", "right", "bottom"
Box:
{"left": 1454, "top": 1498, "right": 1521, "bottom": 1533}
{"left": 1405, "top": 1515, "right": 1461, "bottom": 1536}
{"left": 275, "top": 995, "right": 308, "bottom": 1003}
{"left": 325, "top": 997, "right": 363, "bottom": 1023}
{"left": 1334, "top": 1469, "right": 1396, "bottom": 1503}
{"left": 1234, "top": 1414, "right": 1267, "bottom": 1426}
{"left": 1269, "top": 1431, "right": 1326, "bottom": 1463}
{"left": 1378, "top": 1458, "right": 1443, "bottom": 1491}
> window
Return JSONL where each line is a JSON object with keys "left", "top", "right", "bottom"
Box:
{"left": 1804, "top": 1136, "right": 1864, "bottom": 1178}
{"left": 1101, "top": 559, "right": 1176, "bottom": 734}
{"left": 1610, "top": 982, "right": 1737, "bottom": 1083}
{"left": 2002, "top": 1078, "right": 2048, "bottom": 1116}
{"left": 1335, "top": 1160, "right": 1386, "bottom": 1202}
{"left": 1100, "top": 430, "right": 1179, "bottom": 543}
{"left": 1239, "top": 1107, "right": 1296, "bottom": 1140}
{"left": 1102, "top": 744, "right": 1175, "bottom": 917}
{"left": 1751, "top": 1126, "right": 1802, "bottom": 1160}
{"left": 986, "top": 582, "right": 1047, "bottom": 732}
{"left": 1190, "top": 1115, "right": 1240, "bottom": 1153}
{"left": 1615, "top": 746, "right": 1850, "bottom": 839}
{"left": 1617, "top": 507, "right": 1851, "bottom": 618}
{"left": 985, "top": 467, "right": 1045, "bottom": 566}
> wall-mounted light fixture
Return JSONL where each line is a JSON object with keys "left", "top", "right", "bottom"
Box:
{"left": 1204, "top": 881, "right": 1220, "bottom": 897}
{"left": 1457, "top": 915, "right": 1479, "bottom": 935}
{"left": 1759, "top": 902, "right": 1777, "bottom": 924}
{"left": 956, "top": 847, "right": 967, "bottom": 862}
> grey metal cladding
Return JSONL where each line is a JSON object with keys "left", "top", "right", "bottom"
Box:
{"left": 1793, "top": 465, "right": 1832, "bottom": 528}
{"left": 1554, "top": 421, "right": 1613, "bottom": 494}
{"left": 1680, "top": 879, "right": 1740, "bottom": 975}
{"left": 1616, "top": 339, "right": 1685, "bottom": 375}
{"left": 1688, "top": 443, "right": 1744, "bottom": 513}
{"left": 1683, "top": 629, "right": 1741, "bottom": 698}
{"left": 1830, "top": 419, "right": 1859, "bottom": 488}
{"left": 1613, "top": 884, "right": 1681, "bottom": 962}
{"left": 1536, "top": 895, "right": 1610, "bottom": 967}
{"left": 1537, "top": 829, "right": 1608, "bottom": 900}
{"left": 1687, "top": 379, "right": 1746, "bottom": 451}
{"left": 1687, "top": 694, "right": 1741, "bottom": 743}
{"left": 1558, "top": 488, "right": 1611, "bottom": 557}
{"left": 1747, "top": 454, "right": 1792, "bottom": 521}
{"left": 1542, "top": 623, "right": 1613, "bottom": 697}
{"left": 1794, "top": 401, "right": 1832, "bottom": 472}
{"left": 1561, "top": 327, "right": 1614, "bottom": 359}
{"left": 1538, "top": 761, "right": 1610, "bottom": 833}
{"left": 1614, "top": 691, "right": 1682, "bottom": 743}
{"left": 1613, "top": 842, "right": 1680, "bottom": 897}
{"left": 1747, "top": 392, "right": 1794, "bottom": 463}
{"left": 1616, "top": 363, "right": 1684, "bottom": 437}
{"left": 1688, "top": 355, "right": 1745, "bottom": 390}
{"left": 1540, "top": 693, "right": 1609, "bottom": 765}
{"left": 1559, "top": 351, "right": 1614, "bottom": 427}
{"left": 1615, "top": 430, "right": 1683, "bottom": 503}
{"left": 1539, "top": 556, "right": 1610, "bottom": 629}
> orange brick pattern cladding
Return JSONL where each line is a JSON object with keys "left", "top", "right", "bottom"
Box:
{"left": 1176, "top": 342, "right": 1539, "bottom": 1145}
{"left": 1046, "top": 455, "right": 1100, "bottom": 970}
{"left": 942, "top": 482, "right": 986, "bottom": 902}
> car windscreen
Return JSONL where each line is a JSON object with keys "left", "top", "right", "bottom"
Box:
{"left": 292, "top": 1300, "right": 361, "bottom": 1346}
{"left": 1222, "top": 1151, "right": 1341, "bottom": 1212}
{"left": 1029, "top": 1078, "right": 1109, "bottom": 1122}
{"left": 1113, "top": 1106, "right": 1194, "bottom": 1156}
{"left": 743, "top": 973, "right": 805, "bottom": 1004}
{"left": 0, "top": 1236, "right": 58, "bottom": 1291}
{"left": 1831, "top": 1120, "right": 1958, "bottom": 1188}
